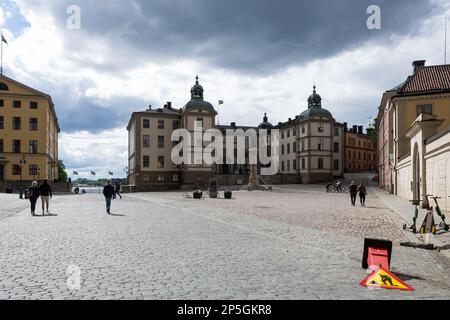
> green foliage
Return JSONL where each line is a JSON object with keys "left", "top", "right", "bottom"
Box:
{"left": 58, "top": 160, "right": 68, "bottom": 183}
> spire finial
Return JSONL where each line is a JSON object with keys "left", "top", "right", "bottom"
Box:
{"left": 196, "top": 75, "right": 199, "bottom": 84}
{"left": 313, "top": 85, "right": 316, "bottom": 93}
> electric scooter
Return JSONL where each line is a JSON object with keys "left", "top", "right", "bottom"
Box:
{"left": 403, "top": 200, "right": 421, "bottom": 234}
{"left": 430, "top": 196, "right": 450, "bottom": 232}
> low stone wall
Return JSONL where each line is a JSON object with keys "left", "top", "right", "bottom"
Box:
{"left": 0, "top": 181, "right": 72, "bottom": 193}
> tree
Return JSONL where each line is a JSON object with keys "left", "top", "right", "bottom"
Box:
{"left": 58, "top": 160, "right": 68, "bottom": 182}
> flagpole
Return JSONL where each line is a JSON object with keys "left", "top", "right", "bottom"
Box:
{"left": 445, "top": 16, "right": 448, "bottom": 65}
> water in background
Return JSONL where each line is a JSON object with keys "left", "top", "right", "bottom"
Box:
{"left": 72, "top": 187, "right": 103, "bottom": 194}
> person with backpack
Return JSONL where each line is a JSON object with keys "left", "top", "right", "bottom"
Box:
{"left": 349, "top": 181, "right": 358, "bottom": 207}
{"left": 39, "top": 179, "right": 53, "bottom": 215}
{"left": 28, "top": 181, "right": 40, "bottom": 216}
{"left": 103, "top": 180, "right": 115, "bottom": 215}
{"left": 358, "top": 182, "right": 368, "bottom": 207}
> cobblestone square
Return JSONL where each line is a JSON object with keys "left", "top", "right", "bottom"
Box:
{"left": 0, "top": 186, "right": 449, "bottom": 300}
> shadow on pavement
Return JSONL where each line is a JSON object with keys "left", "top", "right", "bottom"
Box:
{"left": 393, "top": 271, "right": 426, "bottom": 282}
{"left": 109, "top": 213, "right": 126, "bottom": 217}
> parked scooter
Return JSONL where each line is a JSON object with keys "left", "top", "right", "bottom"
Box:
{"left": 403, "top": 200, "right": 421, "bottom": 234}
{"left": 431, "top": 196, "right": 450, "bottom": 232}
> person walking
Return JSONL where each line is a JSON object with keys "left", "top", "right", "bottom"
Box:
{"left": 358, "top": 182, "right": 368, "bottom": 207}
{"left": 349, "top": 181, "right": 358, "bottom": 207}
{"left": 103, "top": 180, "right": 115, "bottom": 215}
{"left": 28, "top": 181, "right": 40, "bottom": 216}
{"left": 39, "top": 179, "right": 53, "bottom": 215}
{"left": 115, "top": 181, "right": 122, "bottom": 200}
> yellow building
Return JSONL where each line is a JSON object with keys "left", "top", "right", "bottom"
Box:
{"left": 0, "top": 74, "right": 60, "bottom": 187}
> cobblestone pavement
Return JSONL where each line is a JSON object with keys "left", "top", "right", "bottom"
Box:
{"left": 0, "top": 187, "right": 449, "bottom": 300}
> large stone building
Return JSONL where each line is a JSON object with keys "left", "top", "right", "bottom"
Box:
{"left": 376, "top": 60, "right": 450, "bottom": 210}
{"left": 0, "top": 75, "right": 60, "bottom": 189}
{"left": 343, "top": 123, "right": 377, "bottom": 173}
{"left": 127, "top": 76, "right": 216, "bottom": 191}
{"left": 277, "top": 86, "right": 344, "bottom": 184}
{"left": 127, "top": 80, "right": 345, "bottom": 190}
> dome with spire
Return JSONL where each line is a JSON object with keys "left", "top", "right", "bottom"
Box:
{"left": 182, "top": 76, "right": 216, "bottom": 114}
{"left": 301, "top": 85, "right": 333, "bottom": 120}
{"left": 258, "top": 113, "right": 274, "bottom": 129}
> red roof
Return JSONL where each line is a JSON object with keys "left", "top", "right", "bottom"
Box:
{"left": 398, "top": 65, "right": 450, "bottom": 94}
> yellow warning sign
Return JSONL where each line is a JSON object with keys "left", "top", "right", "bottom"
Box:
{"left": 360, "top": 268, "right": 415, "bottom": 292}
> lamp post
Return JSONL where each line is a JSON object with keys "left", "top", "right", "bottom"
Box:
{"left": 18, "top": 156, "right": 26, "bottom": 199}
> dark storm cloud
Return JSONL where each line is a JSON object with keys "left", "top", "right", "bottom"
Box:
{"left": 50, "top": 0, "right": 440, "bottom": 73}
{"left": 56, "top": 96, "right": 149, "bottom": 133}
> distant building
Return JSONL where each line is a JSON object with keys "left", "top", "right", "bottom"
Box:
{"left": 127, "top": 76, "right": 216, "bottom": 191}
{"left": 277, "top": 86, "right": 344, "bottom": 183}
{"left": 0, "top": 75, "right": 60, "bottom": 187}
{"left": 343, "top": 123, "right": 377, "bottom": 173}
{"left": 127, "top": 80, "right": 346, "bottom": 190}
{"left": 376, "top": 60, "right": 450, "bottom": 210}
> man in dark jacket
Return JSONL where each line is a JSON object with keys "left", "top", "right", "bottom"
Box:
{"left": 349, "top": 181, "right": 358, "bottom": 206}
{"left": 39, "top": 179, "right": 53, "bottom": 215}
{"left": 103, "top": 180, "right": 115, "bottom": 214}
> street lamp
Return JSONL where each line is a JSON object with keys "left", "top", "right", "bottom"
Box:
{"left": 18, "top": 156, "right": 26, "bottom": 199}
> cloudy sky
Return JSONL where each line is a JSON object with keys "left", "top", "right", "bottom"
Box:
{"left": 0, "top": 0, "right": 449, "bottom": 178}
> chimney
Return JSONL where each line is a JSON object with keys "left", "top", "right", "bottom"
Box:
{"left": 288, "top": 118, "right": 292, "bottom": 122}
{"left": 164, "top": 104, "right": 167, "bottom": 109}
{"left": 343, "top": 122, "right": 348, "bottom": 132}
{"left": 231, "top": 122, "right": 236, "bottom": 128}
{"left": 148, "top": 105, "right": 152, "bottom": 111}
{"left": 353, "top": 125, "right": 358, "bottom": 133}
{"left": 358, "top": 126, "right": 363, "bottom": 134}
{"left": 412, "top": 60, "right": 426, "bottom": 73}
{"left": 167, "top": 102, "right": 172, "bottom": 109}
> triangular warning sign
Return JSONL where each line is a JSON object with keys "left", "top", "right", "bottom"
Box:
{"left": 360, "top": 268, "right": 415, "bottom": 292}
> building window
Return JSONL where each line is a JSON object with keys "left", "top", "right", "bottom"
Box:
{"left": 29, "top": 164, "right": 38, "bottom": 176}
{"left": 173, "top": 120, "right": 179, "bottom": 129}
{"left": 196, "top": 118, "right": 204, "bottom": 128}
{"left": 287, "top": 160, "right": 291, "bottom": 172}
{"left": 318, "top": 139, "right": 324, "bottom": 151}
{"left": 293, "top": 142, "right": 297, "bottom": 153}
{"left": 0, "top": 99, "right": 4, "bottom": 107}
{"left": 302, "top": 126, "right": 305, "bottom": 134}
{"left": 158, "top": 120, "right": 165, "bottom": 129}
{"left": 318, "top": 158, "right": 324, "bottom": 169}
{"left": 30, "top": 102, "right": 38, "bottom": 109}
{"left": 29, "top": 118, "right": 38, "bottom": 131}
{"left": 287, "top": 130, "right": 290, "bottom": 138}
{"left": 13, "top": 100, "right": 21, "bottom": 108}
{"left": 158, "top": 136, "right": 165, "bottom": 148}
{"left": 318, "top": 123, "right": 324, "bottom": 133}
{"left": 293, "top": 159, "right": 297, "bottom": 171}
{"left": 143, "top": 156, "right": 150, "bottom": 168}
{"left": 173, "top": 174, "right": 179, "bottom": 182}
{"left": 158, "top": 175, "right": 165, "bottom": 182}
{"left": 334, "top": 142, "right": 339, "bottom": 153}
{"left": 0, "top": 139, "right": 3, "bottom": 153}
{"left": 29, "top": 140, "right": 38, "bottom": 154}
{"left": 143, "top": 119, "right": 150, "bottom": 129}
{"left": 417, "top": 104, "right": 433, "bottom": 116}
{"left": 301, "top": 140, "right": 305, "bottom": 151}
{"left": 0, "top": 116, "right": 3, "bottom": 129}
{"left": 334, "top": 128, "right": 339, "bottom": 137}
{"left": 143, "top": 135, "right": 150, "bottom": 148}
{"left": 13, "top": 117, "right": 21, "bottom": 130}
{"left": 12, "top": 140, "right": 21, "bottom": 153}
{"left": 293, "top": 130, "right": 296, "bottom": 136}
{"left": 12, "top": 165, "right": 21, "bottom": 176}
{"left": 302, "top": 158, "right": 306, "bottom": 169}
{"left": 287, "top": 143, "right": 291, "bottom": 154}
{"left": 158, "top": 156, "right": 165, "bottom": 169}
{"left": 282, "top": 161, "right": 285, "bottom": 171}
{"left": 334, "top": 160, "right": 339, "bottom": 171}
{"left": 281, "top": 132, "right": 284, "bottom": 140}
{"left": 282, "top": 145, "right": 285, "bottom": 155}
{"left": 348, "top": 151, "right": 352, "bottom": 159}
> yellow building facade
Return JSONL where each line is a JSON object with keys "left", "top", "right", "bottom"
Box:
{"left": 0, "top": 75, "right": 60, "bottom": 186}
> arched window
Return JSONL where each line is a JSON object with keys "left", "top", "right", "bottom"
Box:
{"left": 0, "top": 82, "right": 9, "bottom": 91}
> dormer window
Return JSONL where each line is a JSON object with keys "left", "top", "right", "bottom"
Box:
{"left": 0, "top": 82, "right": 9, "bottom": 91}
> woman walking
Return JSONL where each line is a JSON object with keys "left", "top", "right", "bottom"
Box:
{"left": 358, "top": 182, "right": 368, "bottom": 207}
{"left": 28, "top": 181, "right": 40, "bottom": 216}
